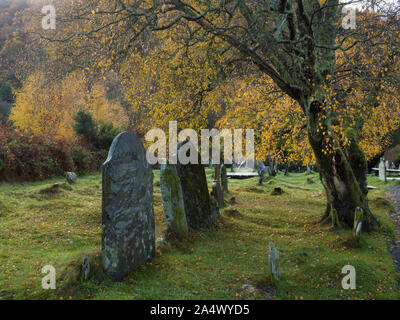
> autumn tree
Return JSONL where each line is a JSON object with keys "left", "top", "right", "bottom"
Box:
{"left": 10, "top": 70, "right": 128, "bottom": 140}
{"left": 37, "top": 0, "right": 400, "bottom": 230}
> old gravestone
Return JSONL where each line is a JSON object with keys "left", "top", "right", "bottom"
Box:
{"left": 378, "top": 158, "right": 387, "bottom": 182}
{"left": 160, "top": 163, "right": 188, "bottom": 239}
{"left": 176, "top": 140, "right": 219, "bottom": 230}
{"left": 102, "top": 132, "right": 155, "bottom": 281}
{"left": 257, "top": 161, "right": 267, "bottom": 185}
{"left": 66, "top": 172, "right": 77, "bottom": 184}
{"left": 268, "top": 242, "right": 281, "bottom": 280}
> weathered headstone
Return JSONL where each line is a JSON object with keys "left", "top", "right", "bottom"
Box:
{"left": 221, "top": 164, "right": 228, "bottom": 192}
{"left": 257, "top": 161, "right": 267, "bottom": 184}
{"left": 258, "top": 169, "right": 265, "bottom": 185}
{"left": 212, "top": 181, "right": 224, "bottom": 208}
{"left": 160, "top": 163, "right": 188, "bottom": 239}
{"left": 102, "top": 132, "right": 155, "bottom": 281}
{"left": 268, "top": 242, "right": 281, "bottom": 280}
{"left": 353, "top": 207, "right": 363, "bottom": 241}
{"left": 66, "top": 172, "right": 77, "bottom": 184}
{"left": 378, "top": 158, "right": 387, "bottom": 182}
{"left": 385, "top": 160, "right": 390, "bottom": 169}
{"left": 176, "top": 140, "right": 219, "bottom": 230}
{"left": 82, "top": 256, "right": 90, "bottom": 281}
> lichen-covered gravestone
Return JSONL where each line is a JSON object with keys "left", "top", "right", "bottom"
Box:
{"left": 176, "top": 140, "right": 219, "bottom": 230}
{"left": 160, "top": 163, "right": 188, "bottom": 239}
{"left": 268, "top": 242, "right": 281, "bottom": 280}
{"left": 102, "top": 132, "right": 155, "bottom": 281}
{"left": 378, "top": 158, "right": 386, "bottom": 182}
{"left": 66, "top": 172, "right": 77, "bottom": 184}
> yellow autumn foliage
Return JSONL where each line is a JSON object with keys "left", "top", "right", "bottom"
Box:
{"left": 10, "top": 70, "right": 128, "bottom": 140}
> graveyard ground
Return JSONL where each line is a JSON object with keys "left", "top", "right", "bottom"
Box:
{"left": 0, "top": 170, "right": 399, "bottom": 300}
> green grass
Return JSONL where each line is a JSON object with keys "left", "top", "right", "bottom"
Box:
{"left": 0, "top": 170, "right": 399, "bottom": 300}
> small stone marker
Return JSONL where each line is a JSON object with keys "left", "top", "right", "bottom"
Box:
{"left": 378, "top": 158, "right": 387, "bottom": 182}
{"left": 212, "top": 181, "right": 224, "bottom": 208}
{"left": 82, "top": 256, "right": 90, "bottom": 281}
{"left": 258, "top": 169, "right": 265, "bottom": 185}
{"left": 269, "top": 242, "right": 281, "bottom": 280}
{"left": 102, "top": 132, "right": 155, "bottom": 281}
{"left": 176, "top": 140, "right": 219, "bottom": 230}
{"left": 354, "top": 207, "right": 363, "bottom": 240}
{"left": 66, "top": 172, "right": 77, "bottom": 184}
{"left": 160, "top": 163, "right": 188, "bottom": 239}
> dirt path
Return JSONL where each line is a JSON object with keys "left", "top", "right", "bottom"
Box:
{"left": 385, "top": 186, "right": 400, "bottom": 285}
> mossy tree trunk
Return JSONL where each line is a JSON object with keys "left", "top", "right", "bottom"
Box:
{"left": 301, "top": 96, "right": 377, "bottom": 231}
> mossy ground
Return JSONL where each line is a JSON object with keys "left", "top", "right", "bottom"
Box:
{"left": 0, "top": 170, "right": 399, "bottom": 300}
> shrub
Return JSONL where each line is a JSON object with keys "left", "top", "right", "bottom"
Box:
{"left": 71, "top": 149, "right": 90, "bottom": 175}
{"left": 73, "top": 110, "right": 122, "bottom": 151}
{"left": 0, "top": 124, "right": 103, "bottom": 182}
{"left": 0, "top": 82, "right": 14, "bottom": 104}
{"left": 72, "top": 109, "right": 97, "bottom": 144}
{"left": 0, "top": 100, "right": 12, "bottom": 122}
{"left": 94, "top": 121, "right": 121, "bottom": 150}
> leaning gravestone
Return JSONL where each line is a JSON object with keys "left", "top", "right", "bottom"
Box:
{"left": 378, "top": 158, "right": 386, "bottom": 182}
{"left": 160, "top": 163, "right": 188, "bottom": 239}
{"left": 102, "top": 132, "right": 155, "bottom": 281}
{"left": 176, "top": 140, "right": 219, "bottom": 230}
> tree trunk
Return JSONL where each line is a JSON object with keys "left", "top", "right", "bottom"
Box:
{"left": 302, "top": 98, "right": 378, "bottom": 231}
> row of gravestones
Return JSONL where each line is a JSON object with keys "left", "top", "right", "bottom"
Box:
{"left": 102, "top": 132, "right": 219, "bottom": 281}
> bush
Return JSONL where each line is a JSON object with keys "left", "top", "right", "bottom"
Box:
{"left": 71, "top": 149, "right": 90, "bottom": 175}
{"left": 94, "top": 122, "right": 121, "bottom": 150}
{"left": 0, "top": 124, "right": 104, "bottom": 182}
{"left": 0, "top": 82, "right": 14, "bottom": 103}
{"left": 72, "top": 109, "right": 97, "bottom": 143}
{"left": 0, "top": 100, "right": 12, "bottom": 122}
{"left": 73, "top": 110, "right": 122, "bottom": 151}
